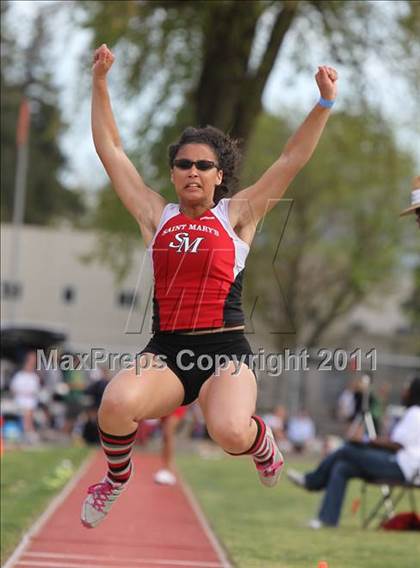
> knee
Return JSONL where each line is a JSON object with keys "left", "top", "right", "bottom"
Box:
{"left": 98, "top": 380, "right": 137, "bottom": 420}
{"left": 207, "top": 418, "right": 251, "bottom": 453}
{"left": 340, "top": 443, "right": 361, "bottom": 460}
{"left": 331, "top": 460, "right": 354, "bottom": 481}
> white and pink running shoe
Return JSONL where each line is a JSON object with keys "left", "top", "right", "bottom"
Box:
{"left": 254, "top": 426, "right": 284, "bottom": 488}
{"left": 81, "top": 476, "right": 128, "bottom": 528}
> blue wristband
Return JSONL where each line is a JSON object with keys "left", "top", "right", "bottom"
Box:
{"left": 318, "top": 96, "right": 335, "bottom": 109}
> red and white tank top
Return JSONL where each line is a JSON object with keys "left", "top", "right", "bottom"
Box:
{"left": 148, "top": 198, "right": 249, "bottom": 332}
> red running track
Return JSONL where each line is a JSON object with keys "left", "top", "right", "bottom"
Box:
{"left": 5, "top": 451, "right": 232, "bottom": 568}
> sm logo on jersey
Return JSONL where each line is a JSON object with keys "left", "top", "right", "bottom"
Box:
{"left": 168, "top": 232, "right": 204, "bottom": 253}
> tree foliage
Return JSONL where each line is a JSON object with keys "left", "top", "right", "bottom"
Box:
{"left": 78, "top": 0, "right": 418, "bottom": 338}
{"left": 241, "top": 110, "right": 415, "bottom": 347}
{"left": 1, "top": 2, "right": 85, "bottom": 225}
{"left": 83, "top": 185, "right": 139, "bottom": 281}
{"left": 78, "top": 0, "right": 419, "bottom": 160}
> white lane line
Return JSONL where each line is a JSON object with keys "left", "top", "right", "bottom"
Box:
{"left": 17, "top": 560, "right": 223, "bottom": 568}
{"left": 12, "top": 563, "right": 89, "bottom": 568}
{"left": 2, "top": 453, "right": 96, "bottom": 568}
{"left": 22, "top": 552, "right": 223, "bottom": 567}
{"left": 4, "top": 453, "right": 231, "bottom": 568}
{"left": 14, "top": 560, "right": 113, "bottom": 568}
{"left": 176, "top": 474, "right": 232, "bottom": 568}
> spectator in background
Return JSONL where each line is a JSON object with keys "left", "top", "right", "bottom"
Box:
{"left": 37, "top": 362, "right": 64, "bottom": 437}
{"left": 82, "top": 366, "right": 111, "bottom": 445}
{"left": 86, "top": 366, "right": 111, "bottom": 411}
{"left": 400, "top": 175, "right": 420, "bottom": 229}
{"left": 346, "top": 375, "right": 382, "bottom": 438}
{"left": 287, "top": 409, "right": 315, "bottom": 453}
{"left": 62, "top": 355, "right": 88, "bottom": 438}
{"left": 154, "top": 406, "right": 189, "bottom": 486}
{"left": 336, "top": 379, "right": 357, "bottom": 423}
{"left": 10, "top": 351, "right": 40, "bottom": 442}
{"left": 263, "top": 405, "right": 288, "bottom": 448}
{"left": 287, "top": 377, "right": 420, "bottom": 528}
{"left": 189, "top": 401, "right": 206, "bottom": 439}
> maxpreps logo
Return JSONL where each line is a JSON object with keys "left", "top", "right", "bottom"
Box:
{"left": 168, "top": 233, "right": 204, "bottom": 253}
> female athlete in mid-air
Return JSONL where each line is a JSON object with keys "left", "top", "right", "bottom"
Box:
{"left": 82, "top": 43, "right": 338, "bottom": 528}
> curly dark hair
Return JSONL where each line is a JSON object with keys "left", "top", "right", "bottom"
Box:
{"left": 406, "top": 377, "right": 420, "bottom": 407}
{"left": 168, "top": 126, "right": 242, "bottom": 204}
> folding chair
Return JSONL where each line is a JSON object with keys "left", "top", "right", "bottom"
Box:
{"left": 360, "top": 476, "right": 420, "bottom": 528}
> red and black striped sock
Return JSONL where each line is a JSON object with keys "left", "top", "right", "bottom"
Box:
{"left": 227, "top": 415, "right": 274, "bottom": 465}
{"left": 248, "top": 415, "right": 274, "bottom": 465}
{"left": 98, "top": 426, "right": 138, "bottom": 484}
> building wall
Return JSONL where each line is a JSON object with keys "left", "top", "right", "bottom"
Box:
{"left": 1, "top": 224, "right": 153, "bottom": 354}
{"left": 2, "top": 223, "right": 418, "bottom": 422}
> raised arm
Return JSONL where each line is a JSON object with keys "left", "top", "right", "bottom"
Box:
{"left": 92, "top": 44, "right": 165, "bottom": 243}
{"left": 230, "top": 66, "right": 338, "bottom": 236}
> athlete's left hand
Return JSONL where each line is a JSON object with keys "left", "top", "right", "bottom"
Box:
{"left": 315, "top": 65, "right": 338, "bottom": 100}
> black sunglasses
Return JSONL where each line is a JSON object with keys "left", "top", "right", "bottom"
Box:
{"left": 173, "top": 159, "right": 219, "bottom": 171}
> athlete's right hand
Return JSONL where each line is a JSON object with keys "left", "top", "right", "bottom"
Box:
{"left": 92, "top": 44, "right": 115, "bottom": 78}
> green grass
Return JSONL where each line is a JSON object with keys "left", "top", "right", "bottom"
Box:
{"left": 1, "top": 445, "right": 90, "bottom": 564}
{"left": 1, "top": 447, "right": 419, "bottom": 568}
{"left": 177, "top": 454, "right": 420, "bottom": 568}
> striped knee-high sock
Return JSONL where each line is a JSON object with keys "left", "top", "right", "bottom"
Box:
{"left": 99, "top": 427, "right": 137, "bottom": 484}
{"left": 228, "top": 416, "right": 275, "bottom": 465}
{"left": 247, "top": 415, "right": 275, "bottom": 465}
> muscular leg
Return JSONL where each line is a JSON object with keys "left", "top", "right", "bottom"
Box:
{"left": 304, "top": 447, "right": 347, "bottom": 490}
{"left": 82, "top": 356, "right": 185, "bottom": 527}
{"left": 305, "top": 443, "right": 405, "bottom": 491}
{"left": 198, "top": 361, "right": 257, "bottom": 453}
{"left": 199, "top": 362, "right": 283, "bottom": 487}
{"left": 161, "top": 414, "right": 181, "bottom": 471}
{"left": 98, "top": 354, "right": 185, "bottom": 434}
{"left": 153, "top": 413, "right": 183, "bottom": 486}
{"left": 317, "top": 460, "right": 359, "bottom": 526}
{"left": 306, "top": 444, "right": 405, "bottom": 526}
{"left": 98, "top": 355, "right": 185, "bottom": 481}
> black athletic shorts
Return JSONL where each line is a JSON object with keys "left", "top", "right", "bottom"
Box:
{"left": 140, "top": 330, "right": 256, "bottom": 405}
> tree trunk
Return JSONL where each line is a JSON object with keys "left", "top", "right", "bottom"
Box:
{"left": 194, "top": 1, "right": 299, "bottom": 151}
{"left": 194, "top": 2, "right": 260, "bottom": 131}
{"left": 233, "top": 2, "right": 298, "bottom": 150}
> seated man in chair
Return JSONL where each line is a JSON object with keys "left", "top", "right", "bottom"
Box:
{"left": 287, "top": 377, "right": 420, "bottom": 528}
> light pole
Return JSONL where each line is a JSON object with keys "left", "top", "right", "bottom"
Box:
{"left": 6, "top": 97, "right": 30, "bottom": 324}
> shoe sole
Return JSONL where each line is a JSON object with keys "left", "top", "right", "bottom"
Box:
{"left": 81, "top": 519, "right": 95, "bottom": 529}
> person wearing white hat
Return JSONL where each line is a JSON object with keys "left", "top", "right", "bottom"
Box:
{"left": 400, "top": 176, "right": 420, "bottom": 229}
